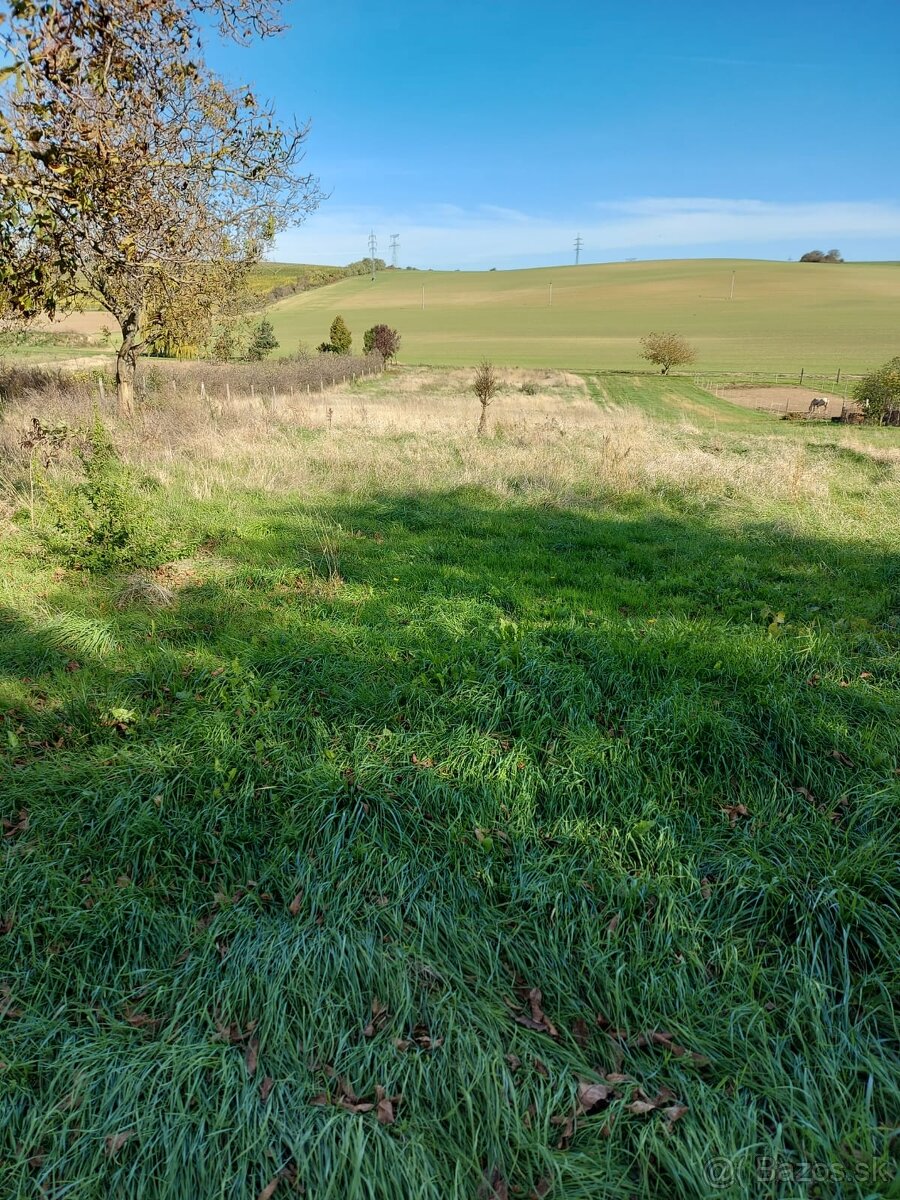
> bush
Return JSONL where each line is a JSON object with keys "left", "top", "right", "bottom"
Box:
{"left": 328, "top": 316, "right": 352, "bottom": 355}
{"left": 246, "top": 318, "right": 279, "bottom": 362}
{"left": 853, "top": 356, "right": 900, "bottom": 422}
{"left": 38, "top": 411, "right": 168, "bottom": 570}
{"left": 362, "top": 323, "right": 401, "bottom": 363}
{"left": 520, "top": 381, "right": 538, "bottom": 396}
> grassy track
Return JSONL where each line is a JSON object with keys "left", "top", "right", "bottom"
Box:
{"left": 1, "top": 369, "right": 899, "bottom": 1198}
{"left": 266, "top": 258, "right": 900, "bottom": 375}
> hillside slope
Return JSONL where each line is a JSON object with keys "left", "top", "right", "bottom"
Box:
{"left": 265, "top": 258, "right": 900, "bottom": 374}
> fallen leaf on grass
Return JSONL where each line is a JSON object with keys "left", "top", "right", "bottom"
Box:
{"left": 635, "top": 1030, "right": 709, "bottom": 1065}
{"left": 394, "top": 1024, "right": 443, "bottom": 1052}
{"left": 0, "top": 984, "right": 23, "bottom": 1019}
{"left": 363, "top": 996, "right": 389, "bottom": 1038}
{"left": 514, "top": 988, "right": 558, "bottom": 1037}
{"left": 530, "top": 1179, "right": 552, "bottom": 1199}
{"left": 663, "top": 1104, "right": 689, "bottom": 1125}
{"left": 374, "top": 1085, "right": 395, "bottom": 1125}
{"left": 288, "top": 892, "right": 303, "bottom": 916}
{"left": 606, "top": 914, "right": 620, "bottom": 934}
{"left": 1, "top": 810, "right": 28, "bottom": 839}
{"left": 626, "top": 1099, "right": 656, "bottom": 1115}
{"left": 794, "top": 786, "right": 816, "bottom": 803}
{"left": 245, "top": 1037, "right": 259, "bottom": 1077}
{"left": 259, "top": 1076, "right": 274, "bottom": 1103}
{"left": 257, "top": 1176, "right": 283, "bottom": 1200}
{"left": 830, "top": 749, "right": 855, "bottom": 767}
{"left": 482, "top": 1168, "right": 509, "bottom": 1200}
{"left": 550, "top": 1113, "right": 575, "bottom": 1148}
{"left": 123, "top": 1008, "right": 161, "bottom": 1031}
{"left": 311, "top": 1080, "right": 400, "bottom": 1122}
{"left": 576, "top": 1082, "right": 614, "bottom": 1113}
{"left": 105, "top": 1130, "right": 135, "bottom": 1156}
{"left": 571, "top": 1017, "right": 591, "bottom": 1048}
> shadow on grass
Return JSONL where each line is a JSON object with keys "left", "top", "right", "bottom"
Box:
{"left": 1, "top": 488, "right": 898, "bottom": 1199}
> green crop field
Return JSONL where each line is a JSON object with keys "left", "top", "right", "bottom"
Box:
{"left": 2, "top": 364, "right": 899, "bottom": 1199}
{"left": 265, "top": 258, "right": 900, "bottom": 375}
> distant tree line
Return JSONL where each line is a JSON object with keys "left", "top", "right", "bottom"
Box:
{"left": 799, "top": 249, "right": 844, "bottom": 263}
{"left": 261, "top": 260, "right": 387, "bottom": 304}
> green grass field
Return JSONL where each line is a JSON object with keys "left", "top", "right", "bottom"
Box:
{"left": 266, "top": 258, "right": 900, "bottom": 375}
{"left": 2, "top": 369, "right": 899, "bottom": 1198}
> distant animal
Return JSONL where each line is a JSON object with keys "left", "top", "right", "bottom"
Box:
{"left": 808, "top": 396, "right": 829, "bottom": 413}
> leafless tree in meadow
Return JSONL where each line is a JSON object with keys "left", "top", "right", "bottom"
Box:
{"left": 473, "top": 360, "right": 499, "bottom": 436}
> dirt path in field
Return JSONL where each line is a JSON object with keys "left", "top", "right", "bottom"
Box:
{"left": 27, "top": 355, "right": 114, "bottom": 371}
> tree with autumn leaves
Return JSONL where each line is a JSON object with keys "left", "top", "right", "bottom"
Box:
{"left": 0, "top": 0, "right": 321, "bottom": 414}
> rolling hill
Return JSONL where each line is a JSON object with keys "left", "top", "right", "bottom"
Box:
{"left": 264, "top": 258, "right": 900, "bottom": 374}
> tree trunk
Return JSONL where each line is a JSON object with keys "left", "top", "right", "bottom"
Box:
{"left": 661, "top": 364, "right": 670, "bottom": 375}
{"left": 477, "top": 400, "right": 488, "bottom": 436}
{"left": 115, "top": 311, "right": 141, "bottom": 418}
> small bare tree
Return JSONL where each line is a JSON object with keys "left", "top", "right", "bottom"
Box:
{"left": 638, "top": 332, "right": 697, "bottom": 375}
{"left": 473, "top": 359, "right": 499, "bottom": 436}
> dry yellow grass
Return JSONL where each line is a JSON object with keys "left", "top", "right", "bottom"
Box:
{"left": 4, "top": 366, "right": 897, "bottom": 547}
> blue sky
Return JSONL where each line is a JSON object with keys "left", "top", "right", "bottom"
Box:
{"left": 208, "top": 0, "right": 900, "bottom": 268}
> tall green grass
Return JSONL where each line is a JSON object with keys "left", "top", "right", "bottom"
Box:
{"left": 1, "top": 420, "right": 899, "bottom": 1198}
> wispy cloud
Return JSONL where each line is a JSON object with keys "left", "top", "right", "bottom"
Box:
{"left": 275, "top": 197, "right": 900, "bottom": 268}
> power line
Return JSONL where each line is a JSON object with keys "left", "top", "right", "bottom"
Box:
{"left": 574, "top": 234, "right": 583, "bottom": 266}
{"left": 390, "top": 233, "right": 400, "bottom": 269}
{"left": 368, "top": 230, "right": 378, "bottom": 282}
